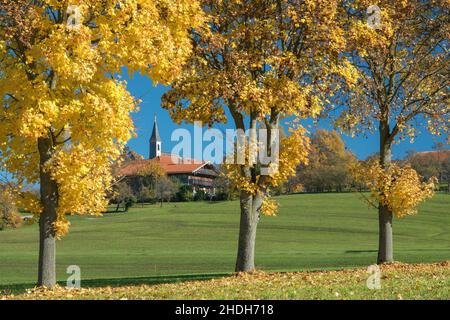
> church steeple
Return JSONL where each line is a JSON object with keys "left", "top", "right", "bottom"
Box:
{"left": 149, "top": 113, "right": 161, "bottom": 159}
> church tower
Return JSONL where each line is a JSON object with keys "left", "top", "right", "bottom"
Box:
{"left": 149, "top": 113, "right": 161, "bottom": 159}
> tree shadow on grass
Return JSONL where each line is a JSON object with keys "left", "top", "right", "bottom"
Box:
{"left": 0, "top": 272, "right": 231, "bottom": 296}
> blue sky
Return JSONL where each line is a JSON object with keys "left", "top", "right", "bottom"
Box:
{"left": 125, "top": 73, "right": 446, "bottom": 161}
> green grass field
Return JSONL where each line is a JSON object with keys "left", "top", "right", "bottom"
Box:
{"left": 0, "top": 193, "right": 449, "bottom": 291}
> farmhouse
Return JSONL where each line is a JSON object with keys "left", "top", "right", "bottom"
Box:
{"left": 117, "top": 115, "right": 218, "bottom": 193}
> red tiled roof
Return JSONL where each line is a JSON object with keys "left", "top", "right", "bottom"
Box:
{"left": 116, "top": 155, "right": 209, "bottom": 176}
{"left": 414, "top": 150, "right": 450, "bottom": 162}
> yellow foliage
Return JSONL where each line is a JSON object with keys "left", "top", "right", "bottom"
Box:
{"left": 0, "top": 1, "right": 204, "bottom": 238}
{"left": 337, "top": 0, "right": 449, "bottom": 141}
{"left": 163, "top": 0, "right": 348, "bottom": 215}
{"left": 354, "top": 161, "right": 437, "bottom": 218}
{"left": 268, "top": 126, "right": 310, "bottom": 188}
{"left": 221, "top": 125, "right": 310, "bottom": 202}
{"left": 137, "top": 160, "right": 165, "bottom": 178}
{"left": 260, "top": 196, "right": 278, "bottom": 217}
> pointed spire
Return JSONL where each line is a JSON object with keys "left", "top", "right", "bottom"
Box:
{"left": 150, "top": 112, "right": 161, "bottom": 142}
{"left": 149, "top": 113, "right": 162, "bottom": 159}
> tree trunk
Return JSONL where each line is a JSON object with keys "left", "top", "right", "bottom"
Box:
{"left": 37, "top": 137, "right": 58, "bottom": 287}
{"left": 377, "top": 121, "right": 394, "bottom": 264}
{"left": 378, "top": 204, "right": 393, "bottom": 263}
{"left": 235, "top": 191, "right": 263, "bottom": 272}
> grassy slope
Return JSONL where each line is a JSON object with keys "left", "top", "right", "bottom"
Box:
{"left": 0, "top": 193, "right": 449, "bottom": 289}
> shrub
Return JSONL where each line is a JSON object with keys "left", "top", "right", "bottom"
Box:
{"left": 176, "top": 185, "right": 194, "bottom": 202}
{"left": 194, "top": 190, "right": 206, "bottom": 201}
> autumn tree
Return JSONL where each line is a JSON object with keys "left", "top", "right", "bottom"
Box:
{"left": 124, "top": 159, "right": 166, "bottom": 198}
{"left": 406, "top": 148, "right": 450, "bottom": 191}
{"left": 353, "top": 160, "right": 436, "bottom": 221}
{"left": 137, "top": 160, "right": 165, "bottom": 178}
{"left": 335, "top": 0, "right": 448, "bottom": 263}
{"left": 162, "top": 0, "right": 356, "bottom": 271}
{"left": 431, "top": 143, "right": 450, "bottom": 189}
{"left": 134, "top": 159, "right": 166, "bottom": 205}
{"left": 155, "top": 175, "right": 177, "bottom": 207}
{"left": 212, "top": 168, "right": 239, "bottom": 200}
{"left": 110, "top": 181, "right": 135, "bottom": 212}
{"left": 407, "top": 149, "right": 450, "bottom": 180}
{"left": 296, "top": 129, "right": 358, "bottom": 192}
{"left": 0, "top": 0, "right": 203, "bottom": 287}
